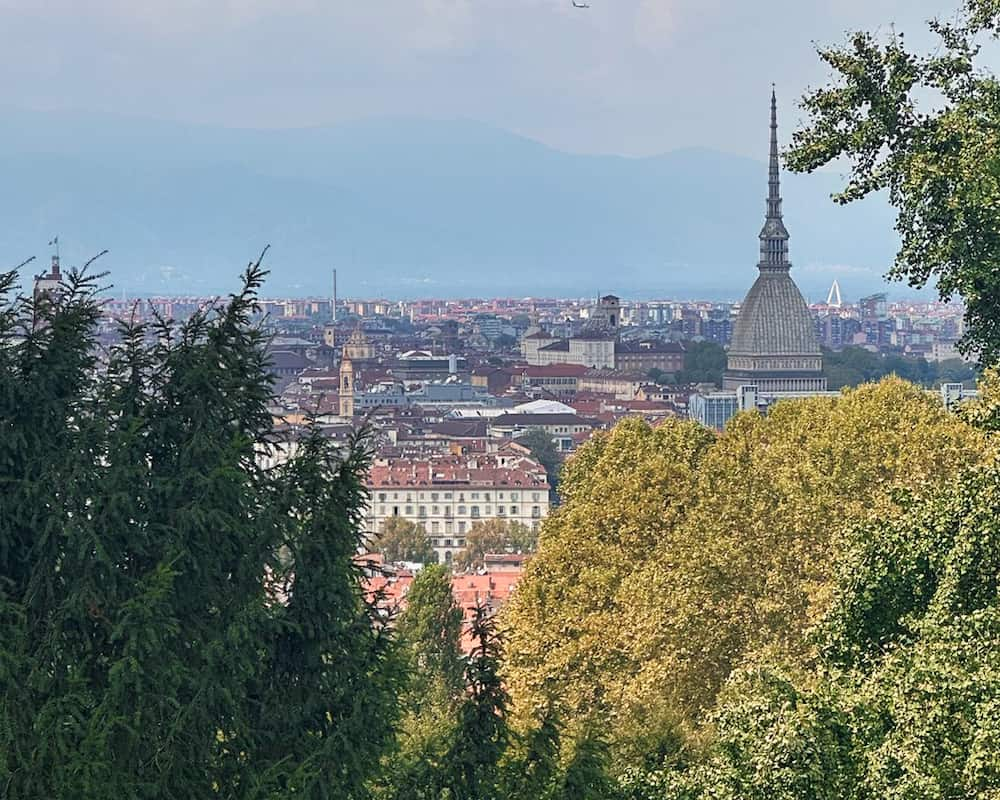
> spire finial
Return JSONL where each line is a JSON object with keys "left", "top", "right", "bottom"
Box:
{"left": 758, "top": 86, "right": 790, "bottom": 270}
{"left": 768, "top": 86, "right": 780, "bottom": 217}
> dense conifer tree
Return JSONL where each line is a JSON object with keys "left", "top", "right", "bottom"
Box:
{"left": 0, "top": 257, "right": 400, "bottom": 799}
{"left": 380, "top": 565, "right": 465, "bottom": 800}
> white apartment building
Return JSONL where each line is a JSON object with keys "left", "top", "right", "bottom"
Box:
{"left": 364, "top": 452, "right": 551, "bottom": 564}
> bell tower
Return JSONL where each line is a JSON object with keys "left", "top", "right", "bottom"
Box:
{"left": 339, "top": 356, "right": 355, "bottom": 417}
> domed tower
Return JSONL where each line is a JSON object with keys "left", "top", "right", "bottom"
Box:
{"left": 343, "top": 324, "right": 375, "bottom": 362}
{"left": 591, "top": 294, "right": 621, "bottom": 332}
{"left": 723, "top": 89, "right": 827, "bottom": 393}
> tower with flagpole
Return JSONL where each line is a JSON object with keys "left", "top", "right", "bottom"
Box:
{"left": 33, "top": 236, "right": 63, "bottom": 302}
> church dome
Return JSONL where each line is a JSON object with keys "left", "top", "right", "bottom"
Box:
{"left": 729, "top": 270, "right": 820, "bottom": 356}
{"left": 723, "top": 89, "right": 826, "bottom": 394}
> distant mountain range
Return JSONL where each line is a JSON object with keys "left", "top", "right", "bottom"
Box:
{"left": 0, "top": 109, "right": 905, "bottom": 302}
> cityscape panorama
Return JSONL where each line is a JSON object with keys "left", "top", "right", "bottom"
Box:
{"left": 3, "top": 1, "right": 998, "bottom": 798}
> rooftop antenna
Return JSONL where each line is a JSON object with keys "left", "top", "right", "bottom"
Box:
{"left": 47, "top": 235, "right": 61, "bottom": 278}
{"left": 332, "top": 268, "right": 338, "bottom": 322}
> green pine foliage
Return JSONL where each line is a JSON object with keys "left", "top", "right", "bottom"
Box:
{"left": 398, "top": 565, "right": 465, "bottom": 696}
{"left": 0, "top": 256, "right": 401, "bottom": 799}
{"left": 558, "top": 731, "right": 617, "bottom": 800}
{"left": 501, "top": 708, "right": 562, "bottom": 800}
{"left": 437, "top": 605, "right": 512, "bottom": 800}
{"left": 380, "top": 565, "right": 465, "bottom": 800}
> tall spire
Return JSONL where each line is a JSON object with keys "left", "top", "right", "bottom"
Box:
{"left": 759, "top": 85, "right": 790, "bottom": 271}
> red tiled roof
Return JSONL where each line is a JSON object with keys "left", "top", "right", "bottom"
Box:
{"left": 517, "top": 364, "right": 590, "bottom": 378}
{"left": 367, "top": 453, "right": 549, "bottom": 490}
{"left": 361, "top": 564, "right": 525, "bottom": 655}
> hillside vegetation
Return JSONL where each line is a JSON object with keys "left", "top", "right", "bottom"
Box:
{"left": 504, "top": 381, "right": 992, "bottom": 769}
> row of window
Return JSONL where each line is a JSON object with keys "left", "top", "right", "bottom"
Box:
{"left": 382, "top": 505, "right": 542, "bottom": 519}
{"left": 431, "top": 538, "right": 465, "bottom": 548}
{"left": 376, "top": 491, "right": 540, "bottom": 502}
{"left": 379, "top": 516, "right": 544, "bottom": 536}
{"left": 528, "top": 377, "right": 577, "bottom": 385}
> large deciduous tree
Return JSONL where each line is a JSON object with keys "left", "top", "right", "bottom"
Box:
{"left": 504, "top": 380, "right": 989, "bottom": 766}
{"left": 503, "top": 418, "right": 716, "bottom": 759}
{"left": 682, "top": 449, "right": 1000, "bottom": 799}
{"left": 375, "top": 516, "right": 436, "bottom": 564}
{"left": 787, "top": 0, "right": 1000, "bottom": 365}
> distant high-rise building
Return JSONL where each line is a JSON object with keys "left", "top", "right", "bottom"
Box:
{"left": 703, "top": 306, "right": 733, "bottom": 345}
{"left": 474, "top": 313, "right": 503, "bottom": 341}
{"left": 723, "top": 90, "right": 827, "bottom": 393}
{"left": 859, "top": 293, "right": 888, "bottom": 322}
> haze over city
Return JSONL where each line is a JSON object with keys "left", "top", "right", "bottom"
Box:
{"left": 0, "top": 0, "right": 954, "bottom": 300}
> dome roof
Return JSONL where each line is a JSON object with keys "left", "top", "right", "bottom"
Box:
{"left": 514, "top": 399, "right": 575, "bottom": 415}
{"left": 729, "top": 270, "right": 820, "bottom": 356}
{"left": 348, "top": 326, "right": 368, "bottom": 344}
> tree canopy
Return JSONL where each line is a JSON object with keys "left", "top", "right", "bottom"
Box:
{"left": 503, "top": 417, "right": 717, "bottom": 757}
{"left": 0, "top": 259, "right": 401, "bottom": 799}
{"left": 823, "top": 346, "right": 976, "bottom": 389}
{"left": 454, "top": 518, "right": 537, "bottom": 571}
{"left": 787, "top": 0, "right": 1000, "bottom": 365}
{"left": 675, "top": 340, "right": 726, "bottom": 386}
{"left": 669, "top": 446, "right": 1000, "bottom": 799}
{"left": 503, "top": 379, "right": 990, "bottom": 768}
{"left": 379, "top": 565, "right": 464, "bottom": 800}
{"left": 375, "top": 517, "right": 437, "bottom": 564}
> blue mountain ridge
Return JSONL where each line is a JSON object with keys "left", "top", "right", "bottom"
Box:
{"left": 0, "top": 110, "right": 902, "bottom": 301}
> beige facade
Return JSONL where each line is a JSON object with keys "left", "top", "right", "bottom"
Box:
{"left": 522, "top": 331, "right": 560, "bottom": 365}
{"left": 577, "top": 370, "right": 646, "bottom": 400}
{"left": 339, "top": 358, "right": 355, "bottom": 417}
{"left": 343, "top": 326, "right": 376, "bottom": 361}
{"left": 534, "top": 336, "right": 616, "bottom": 370}
{"left": 364, "top": 455, "right": 551, "bottom": 563}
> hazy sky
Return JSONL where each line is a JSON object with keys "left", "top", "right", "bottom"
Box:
{"left": 1, "top": 0, "right": 950, "bottom": 156}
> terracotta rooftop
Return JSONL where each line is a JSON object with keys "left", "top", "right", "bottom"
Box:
{"left": 367, "top": 453, "right": 549, "bottom": 489}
